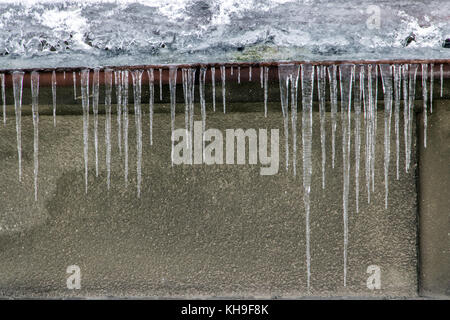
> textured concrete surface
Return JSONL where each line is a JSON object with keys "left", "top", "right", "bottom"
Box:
{"left": 0, "top": 101, "right": 418, "bottom": 298}
{"left": 418, "top": 100, "right": 450, "bottom": 298}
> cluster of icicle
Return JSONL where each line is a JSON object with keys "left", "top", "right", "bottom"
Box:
{"left": 0, "top": 62, "right": 444, "bottom": 290}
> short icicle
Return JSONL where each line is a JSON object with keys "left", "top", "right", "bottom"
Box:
{"left": 339, "top": 64, "right": 354, "bottom": 287}
{"left": 327, "top": 65, "right": 338, "bottom": 168}
{"left": 407, "top": 64, "right": 418, "bottom": 172}
{"left": 301, "top": 64, "right": 314, "bottom": 291}
{"left": 80, "top": 69, "right": 90, "bottom": 193}
{"left": 12, "top": 71, "right": 24, "bottom": 181}
{"left": 220, "top": 65, "right": 226, "bottom": 113}
{"left": 147, "top": 68, "right": 155, "bottom": 145}
{"left": 73, "top": 71, "right": 77, "bottom": 100}
{"left": 1, "top": 73, "right": 5, "bottom": 124}
{"left": 237, "top": 66, "right": 241, "bottom": 84}
{"left": 114, "top": 70, "right": 123, "bottom": 155}
{"left": 51, "top": 70, "right": 57, "bottom": 126}
{"left": 105, "top": 69, "right": 113, "bottom": 190}
{"left": 169, "top": 66, "right": 178, "bottom": 166}
{"left": 31, "top": 71, "right": 40, "bottom": 201}
{"left": 249, "top": 66, "right": 252, "bottom": 81}
{"left": 131, "top": 70, "right": 143, "bottom": 197}
{"left": 317, "top": 65, "right": 326, "bottom": 189}
{"left": 92, "top": 69, "right": 100, "bottom": 177}
{"left": 379, "top": 64, "right": 393, "bottom": 209}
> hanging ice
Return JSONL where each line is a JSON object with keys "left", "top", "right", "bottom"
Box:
{"left": 73, "top": 71, "right": 77, "bottom": 100}
{"left": 132, "top": 70, "right": 143, "bottom": 197}
{"left": 169, "top": 66, "right": 178, "bottom": 165}
{"left": 249, "top": 66, "right": 252, "bottom": 81}
{"left": 1, "top": 73, "right": 5, "bottom": 124}
{"left": 327, "top": 65, "right": 338, "bottom": 169}
{"left": 407, "top": 64, "right": 418, "bottom": 172}
{"left": 421, "top": 64, "right": 428, "bottom": 148}
{"left": 430, "top": 64, "right": 434, "bottom": 113}
{"left": 317, "top": 65, "right": 326, "bottom": 189}
{"left": 220, "top": 66, "right": 226, "bottom": 113}
{"left": 211, "top": 67, "right": 216, "bottom": 112}
{"left": 354, "top": 66, "right": 362, "bottom": 213}
{"left": 159, "top": 68, "right": 163, "bottom": 101}
{"left": 147, "top": 68, "right": 155, "bottom": 146}
{"left": 401, "top": 65, "right": 409, "bottom": 172}
{"left": 114, "top": 70, "right": 123, "bottom": 155}
{"left": 260, "top": 67, "right": 264, "bottom": 88}
{"left": 80, "top": 69, "right": 90, "bottom": 193}
{"left": 440, "top": 64, "right": 444, "bottom": 97}
{"left": 339, "top": 64, "right": 354, "bottom": 287}
{"left": 31, "top": 71, "right": 39, "bottom": 201}
{"left": 122, "top": 70, "right": 129, "bottom": 186}
{"left": 92, "top": 69, "right": 100, "bottom": 177}
{"left": 105, "top": 69, "right": 113, "bottom": 190}
{"left": 51, "top": 70, "right": 57, "bottom": 127}
{"left": 12, "top": 71, "right": 24, "bottom": 181}
{"left": 380, "top": 64, "right": 393, "bottom": 209}
{"left": 199, "top": 67, "right": 207, "bottom": 160}
{"left": 393, "top": 65, "right": 401, "bottom": 180}
{"left": 237, "top": 66, "right": 241, "bottom": 84}
{"left": 264, "top": 66, "right": 269, "bottom": 118}
{"left": 301, "top": 64, "right": 314, "bottom": 290}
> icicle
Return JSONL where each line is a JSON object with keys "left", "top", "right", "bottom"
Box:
{"left": 278, "top": 64, "right": 298, "bottom": 172}
{"left": 182, "top": 69, "right": 189, "bottom": 139}
{"left": 159, "top": 68, "right": 163, "bottom": 101}
{"left": 132, "top": 70, "right": 143, "bottom": 197}
{"left": 260, "top": 67, "right": 264, "bottom": 88}
{"left": 327, "top": 65, "right": 338, "bottom": 168}
{"left": 407, "top": 65, "right": 418, "bottom": 172}
{"left": 421, "top": 64, "right": 428, "bottom": 148}
{"left": 169, "top": 66, "right": 178, "bottom": 166}
{"left": 211, "top": 67, "right": 216, "bottom": 112}
{"left": 122, "top": 70, "right": 129, "bottom": 186}
{"left": 393, "top": 65, "right": 401, "bottom": 180}
{"left": 31, "top": 71, "right": 39, "bottom": 201}
{"left": 249, "top": 66, "right": 252, "bottom": 81}
{"left": 301, "top": 64, "right": 314, "bottom": 290}
{"left": 147, "top": 69, "right": 155, "bottom": 145}
{"left": 220, "top": 65, "right": 226, "bottom": 113}
{"left": 105, "top": 69, "right": 113, "bottom": 190}
{"left": 362, "top": 65, "right": 372, "bottom": 203}
{"left": 92, "top": 69, "right": 100, "bottom": 177}
{"left": 339, "top": 64, "right": 354, "bottom": 287}
{"left": 290, "top": 68, "right": 300, "bottom": 177}
{"left": 371, "top": 65, "right": 378, "bottom": 192}
{"left": 80, "top": 69, "right": 90, "bottom": 193}
{"left": 51, "top": 70, "right": 57, "bottom": 126}
{"left": 63, "top": 71, "right": 66, "bottom": 80}
{"left": 230, "top": 66, "right": 233, "bottom": 75}
{"left": 237, "top": 66, "right": 241, "bottom": 84}
{"left": 401, "top": 65, "right": 409, "bottom": 172}
{"left": 73, "top": 71, "right": 77, "bottom": 100}
{"left": 354, "top": 66, "right": 362, "bottom": 213}
{"left": 199, "top": 67, "right": 207, "bottom": 160}
{"left": 380, "top": 64, "right": 393, "bottom": 209}
{"left": 114, "top": 70, "right": 123, "bottom": 155}
{"left": 430, "top": 64, "right": 434, "bottom": 113}
{"left": 264, "top": 66, "right": 269, "bottom": 118}
{"left": 440, "top": 64, "right": 443, "bottom": 97}
{"left": 317, "top": 65, "right": 326, "bottom": 189}
{"left": 1, "top": 73, "right": 5, "bottom": 124}
{"left": 12, "top": 71, "right": 24, "bottom": 181}
{"left": 182, "top": 68, "right": 196, "bottom": 162}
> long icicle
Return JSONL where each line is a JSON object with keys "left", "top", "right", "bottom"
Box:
{"left": 169, "top": 66, "right": 178, "bottom": 166}
{"left": 430, "top": 64, "right": 434, "bottom": 113}
{"left": 147, "top": 68, "right": 155, "bottom": 145}
{"left": 31, "top": 71, "right": 39, "bottom": 201}
{"left": 317, "top": 65, "right": 326, "bottom": 188}
{"left": 12, "top": 71, "right": 24, "bottom": 181}
{"left": 105, "top": 69, "right": 113, "bottom": 190}
{"left": 132, "top": 70, "right": 143, "bottom": 197}
{"left": 301, "top": 64, "right": 314, "bottom": 291}
{"left": 421, "top": 64, "right": 428, "bottom": 148}
{"left": 354, "top": 66, "right": 362, "bottom": 213}
{"left": 114, "top": 70, "right": 123, "bottom": 155}
{"left": 407, "top": 65, "right": 418, "bottom": 172}
{"left": 1, "top": 73, "right": 5, "bottom": 124}
{"left": 327, "top": 65, "right": 338, "bottom": 168}
{"left": 211, "top": 67, "right": 216, "bottom": 112}
{"left": 339, "top": 64, "right": 354, "bottom": 287}
{"left": 51, "top": 70, "right": 57, "bottom": 126}
{"left": 92, "top": 69, "right": 100, "bottom": 177}
{"left": 371, "top": 65, "right": 378, "bottom": 192}
{"left": 393, "top": 65, "right": 401, "bottom": 180}
{"left": 199, "top": 67, "right": 207, "bottom": 161}
{"left": 264, "top": 66, "right": 269, "bottom": 117}
{"left": 362, "top": 65, "right": 372, "bottom": 203}
{"left": 290, "top": 67, "right": 300, "bottom": 177}
{"left": 73, "top": 71, "right": 77, "bottom": 100}
{"left": 402, "top": 64, "right": 409, "bottom": 172}
{"left": 440, "top": 64, "right": 443, "bottom": 97}
{"left": 221, "top": 65, "right": 226, "bottom": 113}
{"left": 159, "top": 68, "right": 163, "bottom": 101}
{"left": 380, "top": 64, "right": 393, "bottom": 209}
{"left": 80, "top": 69, "right": 90, "bottom": 193}
{"left": 122, "top": 70, "right": 129, "bottom": 187}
